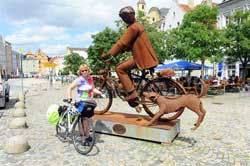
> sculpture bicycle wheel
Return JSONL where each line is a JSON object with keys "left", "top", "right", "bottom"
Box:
{"left": 93, "top": 76, "right": 113, "bottom": 115}
{"left": 140, "top": 77, "right": 186, "bottom": 121}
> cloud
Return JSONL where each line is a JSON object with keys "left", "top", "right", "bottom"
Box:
{"left": 75, "top": 31, "right": 99, "bottom": 42}
{"left": 40, "top": 43, "right": 68, "bottom": 55}
{"left": 5, "top": 25, "right": 70, "bottom": 45}
{"left": 1, "top": 0, "right": 222, "bottom": 57}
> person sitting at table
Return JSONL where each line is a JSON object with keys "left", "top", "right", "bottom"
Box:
{"left": 212, "top": 76, "right": 219, "bottom": 85}
{"left": 234, "top": 76, "right": 241, "bottom": 85}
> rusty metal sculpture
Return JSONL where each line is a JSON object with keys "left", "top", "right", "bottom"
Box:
{"left": 143, "top": 79, "right": 208, "bottom": 130}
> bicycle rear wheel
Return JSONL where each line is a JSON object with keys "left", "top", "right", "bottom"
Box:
{"left": 72, "top": 117, "right": 95, "bottom": 155}
{"left": 140, "top": 77, "right": 186, "bottom": 121}
{"left": 93, "top": 76, "right": 113, "bottom": 114}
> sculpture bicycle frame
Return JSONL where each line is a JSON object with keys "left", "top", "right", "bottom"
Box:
{"left": 93, "top": 59, "right": 187, "bottom": 121}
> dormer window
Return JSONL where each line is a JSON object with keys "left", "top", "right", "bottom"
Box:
{"left": 152, "top": 17, "right": 155, "bottom": 22}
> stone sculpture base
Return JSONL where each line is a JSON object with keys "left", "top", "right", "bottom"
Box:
{"left": 93, "top": 112, "right": 180, "bottom": 143}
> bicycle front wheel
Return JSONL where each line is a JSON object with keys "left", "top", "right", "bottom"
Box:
{"left": 72, "top": 117, "right": 96, "bottom": 155}
{"left": 56, "top": 112, "right": 68, "bottom": 142}
{"left": 140, "top": 77, "right": 186, "bottom": 121}
{"left": 93, "top": 76, "right": 113, "bottom": 114}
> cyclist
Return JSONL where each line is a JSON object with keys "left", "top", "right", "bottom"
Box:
{"left": 100, "top": 6, "right": 159, "bottom": 109}
{"left": 67, "top": 64, "right": 102, "bottom": 145}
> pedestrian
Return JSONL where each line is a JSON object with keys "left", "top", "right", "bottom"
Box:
{"left": 100, "top": 6, "right": 159, "bottom": 109}
{"left": 67, "top": 64, "right": 102, "bottom": 145}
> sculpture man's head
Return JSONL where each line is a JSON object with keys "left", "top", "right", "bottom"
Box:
{"left": 119, "top": 6, "right": 135, "bottom": 25}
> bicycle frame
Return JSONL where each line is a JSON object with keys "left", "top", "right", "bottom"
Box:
{"left": 58, "top": 104, "right": 79, "bottom": 135}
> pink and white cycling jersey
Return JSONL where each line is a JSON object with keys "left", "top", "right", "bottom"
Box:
{"left": 74, "top": 76, "right": 93, "bottom": 101}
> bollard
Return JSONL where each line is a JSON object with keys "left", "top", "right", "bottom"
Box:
{"left": 8, "top": 117, "right": 28, "bottom": 129}
{"left": 12, "top": 108, "right": 26, "bottom": 117}
{"left": 15, "top": 101, "right": 25, "bottom": 109}
{"left": 3, "top": 135, "right": 30, "bottom": 154}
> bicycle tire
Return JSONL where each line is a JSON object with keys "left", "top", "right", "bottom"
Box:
{"left": 93, "top": 76, "right": 113, "bottom": 114}
{"left": 140, "top": 77, "right": 186, "bottom": 121}
{"left": 72, "top": 117, "right": 96, "bottom": 155}
{"left": 56, "top": 115, "right": 68, "bottom": 142}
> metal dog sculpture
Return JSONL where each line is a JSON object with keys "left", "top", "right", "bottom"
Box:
{"left": 143, "top": 79, "right": 208, "bottom": 130}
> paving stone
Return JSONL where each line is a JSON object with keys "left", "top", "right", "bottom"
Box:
{"left": 1, "top": 80, "right": 250, "bottom": 165}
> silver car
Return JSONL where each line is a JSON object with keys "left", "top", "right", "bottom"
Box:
{"left": 0, "top": 75, "right": 10, "bottom": 108}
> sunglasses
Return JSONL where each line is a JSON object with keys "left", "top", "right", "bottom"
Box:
{"left": 81, "top": 69, "right": 88, "bottom": 72}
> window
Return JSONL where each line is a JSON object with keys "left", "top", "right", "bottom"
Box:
{"left": 152, "top": 17, "right": 155, "bottom": 22}
{"left": 177, "top": 22, "right": 180, "bottom": 26}
{"left": 223, "top": 11, "right": 231, "bottom": 26}
{"left": 142, "top": 5, "right": 144, "bottom": 10}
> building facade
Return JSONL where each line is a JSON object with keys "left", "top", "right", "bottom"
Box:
{"left": 66, "top": 47, "right": 88, "bottom": 59}
{"left": 49, "top": 56, "right": 65, "bottom": 76}
{"left": 137, "top": 0, "right": 194, "bottom": 30}
{"left": 25, "top": 49, "right": 49, "bottom": 76}
{"left": 12, "top": 50, "right": 21, "bottom": 76}
{"left": 22, "top": 58, "right": 39, "bottom": 77}
{"left": 218, "top": 0, "right": 250, "bottom": 79}
{"left": 218, "top": 0, "right": 250, "bottom": 28}
{"left": 0, "top": 35, "right": 7, "bottom": 76}
{"left": 5, "top": 41, "right": 13, "bottom": 76}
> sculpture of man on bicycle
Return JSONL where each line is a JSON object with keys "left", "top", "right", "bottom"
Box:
{"left": 101, "top": 6, "right": 159, "bottom": 108}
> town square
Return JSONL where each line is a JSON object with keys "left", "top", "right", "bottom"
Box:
{"left": 1, "top": 0, "right": 250, "bottom": 165}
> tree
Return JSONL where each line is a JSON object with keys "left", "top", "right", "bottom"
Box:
{"left": 224, "top": 10, "right": 250, "bottom": 84}
{"left": 62, "top": 53, "right": 84, "bottom": 75}
{"left": 174, "top": 4, "right": 225, "bottom": 77}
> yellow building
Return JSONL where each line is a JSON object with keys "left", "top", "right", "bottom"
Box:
{"left": 24, "top": 49, "right": 49, "bottom": 76}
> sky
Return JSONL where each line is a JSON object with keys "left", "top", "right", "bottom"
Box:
{"left": 0, "top": 0, "right": 222, "bottom": 57}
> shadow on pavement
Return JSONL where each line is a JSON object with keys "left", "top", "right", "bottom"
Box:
{"left": 175, "top": 136, "right": 197, "bottom": 147}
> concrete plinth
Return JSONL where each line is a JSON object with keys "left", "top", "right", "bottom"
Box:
{"left": 93, "top": 112, "right": 180, "bottom": 143}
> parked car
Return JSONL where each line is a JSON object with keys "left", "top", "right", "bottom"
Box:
{"left": 0, "top": 74, "right": 10, "bottom": 108}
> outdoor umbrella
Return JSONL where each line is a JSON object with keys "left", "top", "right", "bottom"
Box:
{"left": 155, "top": 60, "right": 213, "bottom": 70}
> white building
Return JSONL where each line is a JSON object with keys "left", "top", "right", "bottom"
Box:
{"left": 22, "top": 57, "right": 39, "bottom": 77}
{"left": 218, "top": 0, "right": 250, "bottom": 28}
{"left": 66, "top": 47, "right": 88, "bottom": 59}
{"left": 217, "top": 0, "right": 250, "bottom": 79}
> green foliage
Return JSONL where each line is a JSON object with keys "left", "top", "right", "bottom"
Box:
{"left": 173, "top": 4, "right": 225, "bottom": 76}
{"left": 62, "top": 53, "right": 84, "bottom": 75}
{"left": 135, "top": 11, "right": 172, "bottom": 63}
{"left": 87, "top": 27, "right": 122, "bottom": 73}
{"left": 224, "top": 10, "right": 250, "bottom": 82}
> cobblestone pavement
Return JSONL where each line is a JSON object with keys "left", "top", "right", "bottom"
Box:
{"left": 0, "top": 79, "right": 250, "bottom": 166}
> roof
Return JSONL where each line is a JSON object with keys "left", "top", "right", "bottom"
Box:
{"left": 67, "top": 47, "right": 88, "bottom": 52}
{"left": 179, "top": 4, "right": 191, "bottom": 12}
{"left": 137, "top": 0, "right": 146, "bottom": 5}
{"left": 159, "top": 8, "right": 169, "bottom": 16}
{"left": 148, "top": 7, "right": 160, "bottom": 14}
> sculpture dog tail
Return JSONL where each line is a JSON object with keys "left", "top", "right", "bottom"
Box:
{"left": 197, "top": 79, "right": 209, "bottom": 98}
